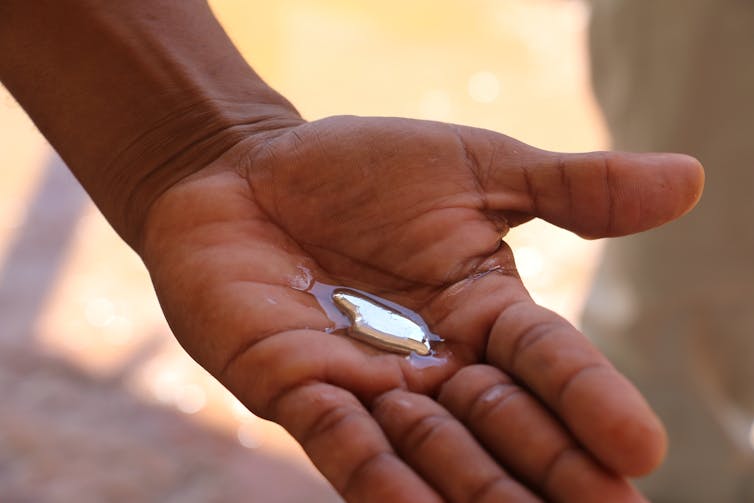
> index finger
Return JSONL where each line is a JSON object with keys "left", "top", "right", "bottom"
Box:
{"left": 485, "top": 294, "right": 667, "bottom": 477}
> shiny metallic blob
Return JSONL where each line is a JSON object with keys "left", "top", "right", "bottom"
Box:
{"left": 331, "top": 289, "right": 432, "bottom": 356}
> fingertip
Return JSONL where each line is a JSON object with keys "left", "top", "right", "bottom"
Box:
{"left": 641, "top": 152, "right": 705, "bottom": 218}
{"left": 606, "top": 406, "right": 667, "bottom": 477}
{"left": 600, "top": 151, "right": 705, "bottom": 236}
{"left": 561, "top": 367, "right": 668, "bottom": 477}
{"left": 622, "top": 409, "right": 668, "bottom": 477}
{"left": 672, "top": 153, "right": 705, "bottom": 216}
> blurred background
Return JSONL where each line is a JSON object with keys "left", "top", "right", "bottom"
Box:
{"left": 0, "top": 1, "right": 607, "bottom": 501}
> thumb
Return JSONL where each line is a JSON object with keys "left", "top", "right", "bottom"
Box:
{"left": 463, "top": 130, "right": 705, "bottom": 238}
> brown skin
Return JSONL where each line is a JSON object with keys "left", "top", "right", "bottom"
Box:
{"left": 143, "top": 115, "right": 703, "bottom": 503}
{"left": 0, "top": 1, "right": 704, "bottom": 501}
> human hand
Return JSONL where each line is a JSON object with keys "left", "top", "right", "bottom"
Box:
{"left": 141, "top": 115, "right": 703, "bottom": 503}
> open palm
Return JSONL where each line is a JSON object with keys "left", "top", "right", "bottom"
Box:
{"left": 141, "top": 116, "right": 703, "bottom": 503}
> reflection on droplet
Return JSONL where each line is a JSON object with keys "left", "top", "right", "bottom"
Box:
{"left": 748, "top": 422, "right": 754, "bottom": 449}
{"left": 237, "top": 421, "right": 262, "bottom": 449}
{"left": 515, "top": 246, "right": 544, "bottom": 279}
{"left": 289, "top": 265, "right": 313, "bottom": 291}
{"left": 84, "top": 297, "right": 115, "bottom": 327}
{"left": 467, "top": 71, "right": 500, "bottom": 103}
{"left": 407, "top": 351, "right": 448, "bottom": 369}
{"left": 418, "top": 89, "right": 452, "bottom": 120}
{"left": 175, "top": 384, "right": 207, "bottom": 414}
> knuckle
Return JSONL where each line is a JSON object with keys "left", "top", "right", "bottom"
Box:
{"left": 542, "top": 446, "right": 582, "bottom": 491}
{"left": 438, "top": 364, "right": 515, "bottom": 419}
{"left": 469, "top": 474, "right": 526, "bottom": 503}
{"left": 555, "top": 362, "right": 610, "bottom": 409}
{"left": 401, "top": 413, "right": 452, "bottom": 453}
{"left": 302, "top": 400, "right": 363, "bottom": 446}
{"left": 468, "top": 380, "right": 524, "bottom": 423}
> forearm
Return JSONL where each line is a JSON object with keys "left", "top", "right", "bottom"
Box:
{"left": 0, "top": 0, "right": 301, "bottom": 248}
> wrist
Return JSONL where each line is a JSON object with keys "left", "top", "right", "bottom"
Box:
{"left": 101, "top": 96, "right": 303, "bottom": 252}
{"left": 0, "top": 0, "right": 303, "bottom": 249}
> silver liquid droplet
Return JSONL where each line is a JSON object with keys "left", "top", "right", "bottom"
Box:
{"left": 331, "top": 289, "right": 432, "bottom": 356}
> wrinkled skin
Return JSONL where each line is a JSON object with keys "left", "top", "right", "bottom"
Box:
{"left": 141, "top": 115, "right": 703, "bottom": 503}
